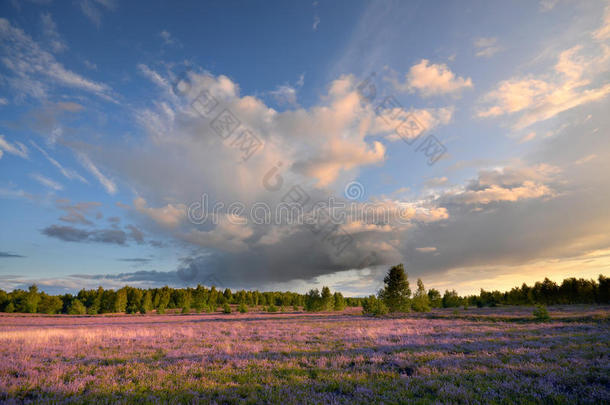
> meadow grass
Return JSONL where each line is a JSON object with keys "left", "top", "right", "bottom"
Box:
{"left": 0, "top": 306, "right": 608, "bottom": 404}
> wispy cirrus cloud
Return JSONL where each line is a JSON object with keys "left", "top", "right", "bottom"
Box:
{"left": 0, "top": 18, "right": 114, "bottom": 101}
{"left": 79, "top": 0, "right": 116, "bottom": 27}
{"left": 41, "top": 13, "right": 67, "bottom": 53}
{"left": 0, "top": 135, "right": 28, "bottom": 159}
{"left": 29, "top": 141, "right": 88, "bottom": 183}
{"left": 77, "top": 153, "right": 117, "bottom": 195}
{"left": 474, "top": 37, "right": 502, "bottom": 58}
{"left": 30, "top": 173, "right": 63, "bottom": 191}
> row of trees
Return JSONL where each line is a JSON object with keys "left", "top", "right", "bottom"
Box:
{"left": 304, "top": 287, "right": 346, "bottom": 311}
{"left": 0, "top": 267, "right": 607, "bottom": 315}
{"left": 0, "top": 284, "right": 361, "bottom": 315}
{"left": 362, "top": 264, "right": 610, "bottom": 315}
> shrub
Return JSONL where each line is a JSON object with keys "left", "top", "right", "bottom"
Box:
{"left": 223, "top": 303, "right": 231, "bottom": 314}
{"left": 362, "top": 295, "right": 388, "bottom": 316}
{"left": 238, "top": 302, "right": 248, "bottom": 313}
{"left": 533, "top": 304, "right": 550, "bottom": 320}
{"left": 181, "top": 305, "right": 191, "bottom": 314}
{"left": 267, "top": 304, "right": 278, "bottom": 313}
{"left": 293, "top": 304, "right": 299, "bottom": 311}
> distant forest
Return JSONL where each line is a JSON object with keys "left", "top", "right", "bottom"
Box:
{"left": 0, "top": 269, "right": 608, "bottom": 315}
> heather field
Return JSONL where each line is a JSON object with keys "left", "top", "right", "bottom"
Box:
{"left": 0, "top": 306, "right": 608, "bottom": 404}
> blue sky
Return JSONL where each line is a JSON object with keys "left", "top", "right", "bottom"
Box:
{"left": 1, "top": 0, "right": 609, "bottom": 295}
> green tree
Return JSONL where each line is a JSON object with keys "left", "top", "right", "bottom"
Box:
{"left": 37, "top": 294, "right": 63, "bottom": 314}
{"left": 321, "top": 286, "right": 333, "bottom": 311}
{"left": 67, "top": 299, "right": 87, "bottom": 315}
{"left": 598, "top": 275, "right": 610, "bottom": 303}
{"left": 126, "top": 288, "right": 143, "bottom": 314}
{"left": 21, "top": 285, "right": 41, "bottom": 313}
{"left": 442, "top": 290, "right": 461, "bottom": 308}
{"left": 411, "top": 278, "right": 431, "bottom": 312}
{"left": 333, "top": 292, "right": 346, "bottom": 311}
{"left": 362, "top": 295, "right": 388, "bottom": 316}
{"left": 379, "top": 264, "right": 411, "bottom": 312}
{"left": 114, "top": 288, "right": 128, "bottom": 313}
{"left": 4, "top": 302, "right": 15, "bottom": 313}
{"left": 427, "top": 288, "right": 442, "bottom": 308}
{"left": 304, "top": 289, "right": 322, "bottom": 312}
{"left": 140, "top": 290, "right": 153, "bottom": 314}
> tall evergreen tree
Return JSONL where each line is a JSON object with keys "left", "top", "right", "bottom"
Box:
{"left": 379, "top": 264, "right": 411, "bottom": 312}
{"left": 321, "top": 286, "right": 333, "bottom": 311}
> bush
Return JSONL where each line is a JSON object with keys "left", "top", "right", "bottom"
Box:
{"left": 293, "top": 304, "right": 299, "bottom": 311}
{"left": 181, "top": 305, "right": 191, "bottom": 314}
{"left": 362, "top": 295, "right": 388, "bottom": 316}
{"left": 533, "top": 305, "right": 550, "bottom": 320}
{"left": 223, "top": 303, "right": 231, "bottom": 314}
{"left": 238, "top": 302, "right": 248, "bottom": 313}
{"left": 267, "top": 304, "right": 278, "bottom": 312}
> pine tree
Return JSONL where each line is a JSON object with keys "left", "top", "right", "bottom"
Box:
{"left": 140, "top": 291, "right": 153, "bottom": 314}
{"left": 379, "top": 264, "right": 411, "bottom": 312}
{"left": 411, "top": 278, "right": 431, "bottom": 312}
{"left": 333, "top": 292, "right": 346, "bottom": 311}
{"left": 321, "top": 286, "right": 333, "bottom": 311}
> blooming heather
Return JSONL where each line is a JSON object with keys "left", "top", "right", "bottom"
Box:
{"left": 0, "top": 306, "right": 608, "bottom": 403}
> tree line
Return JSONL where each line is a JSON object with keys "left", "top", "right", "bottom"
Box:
{"left": 361, "top": 264, "right": 610, "bottom": 315}
{"left": 0, "top": 284, "right": 361, "bottom": 315}
{"left": 0, "top": 266, "right": 607, "bottom": 315}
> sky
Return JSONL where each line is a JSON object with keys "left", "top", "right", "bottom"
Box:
{"left": 0, "top": 0, "right": 609, "bottom": 296}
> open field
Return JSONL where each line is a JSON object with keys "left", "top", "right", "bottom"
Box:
{"left": 0, "top": 306, "right": 608, "bottom": 404}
